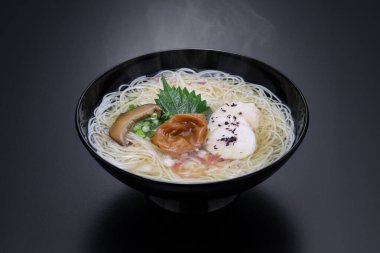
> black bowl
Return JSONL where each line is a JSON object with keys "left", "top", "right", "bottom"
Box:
{"left": 76, "top": 49, "right": 309, "bottom": 213}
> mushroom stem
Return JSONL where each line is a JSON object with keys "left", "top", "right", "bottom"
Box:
{"left": 109, "top": 104, "right": 162, "bottom": 145}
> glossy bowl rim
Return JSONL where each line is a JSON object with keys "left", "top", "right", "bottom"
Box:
{"left": 75, "top": 48, "right": 309, "bottom": 187}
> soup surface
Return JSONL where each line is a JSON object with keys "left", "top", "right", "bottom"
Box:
{"left": 88, "top": 69, "right": 295, "bottom": 182}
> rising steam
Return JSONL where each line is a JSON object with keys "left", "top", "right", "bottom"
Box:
{"left": 145, "top": 0, "right": 275, "bottom": 54}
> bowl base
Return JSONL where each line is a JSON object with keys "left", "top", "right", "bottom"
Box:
{"left": 148, "top": 194, "right": 238, "bottom": 214}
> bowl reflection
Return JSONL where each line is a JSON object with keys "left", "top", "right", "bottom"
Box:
{"left": 86, "top": 188, "right": 298, "bottom": 253}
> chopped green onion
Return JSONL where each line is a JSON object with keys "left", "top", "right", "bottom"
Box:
{"left": 160, "top": 111, "right": 172, "bottom": 122}
{"left": 142, "top": 125, "right": 150, "bottom": 132}
{"left": 135, "top": 129, "right": 145, "bottom": 137}
{"left": 128, "top": 104, "right": 136, "bottom": 110}
{"left": 133, "top": 121, "right": 143, "bottom": 131}
{"left": 131, "top": 112, "right": 163, "bottom": 138}
{"left": 145, "top": 131, "right": 155, "bottom": 138}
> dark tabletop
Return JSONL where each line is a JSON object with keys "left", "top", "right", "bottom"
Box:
{"left": 1, "top": 0, "right": 379, "bottom": 252}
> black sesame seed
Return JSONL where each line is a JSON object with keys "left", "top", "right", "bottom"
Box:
{"left": 238, "top": 112, "right": 242, "bottom": 115}
{"left": 219, "top": 136, "right": 237, "bottom": 146}
{"left": 231, "top": 103, "right": 237, "bottom": 107}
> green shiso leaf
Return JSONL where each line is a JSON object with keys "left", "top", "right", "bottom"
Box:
{"left": 155, "top": 76, "right": 212, "bottom": 119}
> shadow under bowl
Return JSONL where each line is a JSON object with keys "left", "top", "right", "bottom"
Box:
{"left": 75, "top": 49, "right": 309, "bottom": 213}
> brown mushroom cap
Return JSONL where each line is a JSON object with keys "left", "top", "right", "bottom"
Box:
{"left": 109, "top": 104, "right": 162, "bottom": 145}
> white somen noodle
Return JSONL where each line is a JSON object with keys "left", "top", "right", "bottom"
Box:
{"left": 88, "top": 69, "right": 295, "bottom": 183}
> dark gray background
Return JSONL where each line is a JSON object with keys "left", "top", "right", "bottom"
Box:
{"left": 1, "top": 0, "right": 379, "bottom": 252}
